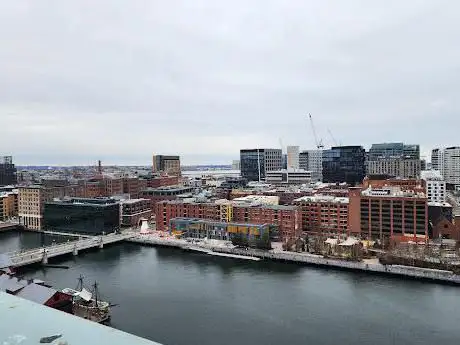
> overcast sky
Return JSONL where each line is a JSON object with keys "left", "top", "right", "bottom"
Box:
{"left": 1, "top": 1, "right": 459, "bottom": 165}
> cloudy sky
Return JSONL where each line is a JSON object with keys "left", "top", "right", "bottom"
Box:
{"left": 1, "top": 1, "right": 459, "bottom": 165}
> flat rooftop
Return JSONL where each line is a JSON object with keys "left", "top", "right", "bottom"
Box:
{"left": 0, "top": 291, "right": 162, "bottom": 345}
{"left": 293, "top": 195, "right": 349, "bottom": 204}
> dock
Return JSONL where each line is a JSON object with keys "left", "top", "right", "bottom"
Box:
{"left": 127, "top": 235, "right": 460, "bottom": 284}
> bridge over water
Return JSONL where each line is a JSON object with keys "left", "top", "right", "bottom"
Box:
{"left": 2, "top": 232, "right": 136, "bottom": 268}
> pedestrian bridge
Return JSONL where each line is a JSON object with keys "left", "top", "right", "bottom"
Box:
{"left": 5, "top": 232, "right": 136, "bottom": 268}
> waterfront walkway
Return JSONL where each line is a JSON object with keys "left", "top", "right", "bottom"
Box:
{"left": 3, "top": 232, "right": 136, "bottom": 268}
{"left": 128, "top": 235, "right": 460, "bottom": 285}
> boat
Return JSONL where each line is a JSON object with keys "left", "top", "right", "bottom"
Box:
{"left": 62, "top": 276, "right": 111, "bottom": 323}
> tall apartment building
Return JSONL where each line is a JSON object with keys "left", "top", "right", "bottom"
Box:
{"left": 431, "top": 147, "right": 460, "bottom": 189}
{"left": 367, "top": 143, "right": 421, "bottom": 179}
{"left": 293, "top": 196, "right": 349, "bottom": 236}
{"left": 299, "top": 150, "right": 323, "bottom": 181}
{"left": 421, "top": 170, "right": 446, "bottom": 203}
{"left": 0, "top": 156, "right": 17, "bottom": 186}
{"left": 349, "top": 186, "right": 428, "bottom": 241}
{"left": 152, "top": 155, "right": 181, "bottom": 176}
{"left": 240, "top": 149, "right": 282, "bottom": 182}
{"left": 322, "top": 146, "right": 365, "bottom": 185}
{"left": 286, "top": 146, "right": 300, "bottom": 170}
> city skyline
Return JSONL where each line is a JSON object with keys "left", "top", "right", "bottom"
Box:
{"left": 1, "top": 1, "right": 460, "bottom": 165}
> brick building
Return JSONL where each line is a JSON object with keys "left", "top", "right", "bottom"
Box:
{"left": 140, "top": 186, "right": 194, "bottom": 213}
{"left": 232, "top": 204, "right": 300, "bottom": 241}
{"left": 293, "top": 195, "right": 349, "bottom": 236}
{"left": 146, "top": 175, "right": 179, "bottom": 188}
{"left": 348, "top": 186, "right": 428, "bottom": 242}
{"left": 122, "top": 177, "right": 148, "bottom": 199}
{"left": 362, "top": 176, "right": 425, "bottom": 192}
{"left": 155, "top": 200, "right": 300, "bottom": 241}
{"left": 121, "top": 199, "right": 151, "bottom": 227}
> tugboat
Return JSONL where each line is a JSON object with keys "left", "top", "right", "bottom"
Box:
{"left": 62, "top": 276, "right": 111, "bottom": 323}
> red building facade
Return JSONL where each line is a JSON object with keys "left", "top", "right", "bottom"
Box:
{"left": 155, "top": 200, "right": 301, "bottom": 241}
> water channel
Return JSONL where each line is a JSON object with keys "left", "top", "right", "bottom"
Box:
{"left": 0, "top": 231, "right": 459, "bottom": 345}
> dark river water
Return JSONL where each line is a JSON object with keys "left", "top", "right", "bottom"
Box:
{"left": 1, "top": 231, "right": 459, "bottom": 345}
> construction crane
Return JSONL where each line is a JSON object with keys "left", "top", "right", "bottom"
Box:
{"left": 327, "top": 129, "right": 338, "bottom": 147}
{"left": 308, "top": 113, "right": 324, "bottom": 149}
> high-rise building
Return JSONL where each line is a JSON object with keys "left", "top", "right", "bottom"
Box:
{"left": 367, "top": 143, "right": 421, "bottom": 179}
{"left": 240, "top": 149, "right": 282, "bottom": 182}
{"left": 366, "top": 159, "right": 421, "bottom": 179}
{"left": 368, "top": 143, "right": 420, "bottom": 160}
{"left": 286, "top": 146, "right": 300, "bottom": 170}
{"left": 299, "top": 151, "right": 308, "bottom": 170}
{"left": 308, "top": 150, "right": 323, "bottom": 182}
{"left": 431, "top": 147, "right": 460, "bottom": 189}
{"left": 322, "top": 146, "right": 365, "bottom": 185}
{"left": 282, "top": 154, "right": 288, "bottom": 170}
{"left": 431, "top": 149, "right": 444, "bottom": 174}
{"left": 152, "top": 155, "right": 181, "bottom": 176}
{"left": 421, "top": 170, "right": 446, "bottom": 203}
{"left": 443, "top": 147, "right": 460, "bottom": 188}
{"left": 0, "top": 156, "right": 17, "bottom": 186}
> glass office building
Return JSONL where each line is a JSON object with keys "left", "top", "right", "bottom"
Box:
{"left": 43, "top": 198, "right": 120, "bottom": 235}
{"left": 322, "top": 146, "right": 366, "bottom": 185}
{"left": 240, "top": 149, "right": 282, "bottom": 182}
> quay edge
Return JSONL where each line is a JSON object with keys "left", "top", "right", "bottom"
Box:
{"left": 126, "top": 236, "right": 460, "bottom": 285}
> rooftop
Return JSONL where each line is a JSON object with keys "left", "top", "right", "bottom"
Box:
{"left": 232, "top": 195, "right": 279, "bottom": 206}
{"left": 361, "top": 187, "right": 426, "bottom": 198}
{"left": 293, "top": 195, "right": 350, "bottom": 204}
{"left": 121, "top": 198, "right": 150, "bottom": 204}
{"left": 142, "top": 185, "right": 192, "bottom": 192}
{"left": 0, "top": 291, "right": 162, "bottom": 345}
{"left": 171, "top": 217, "right": 270, "bottom": 228}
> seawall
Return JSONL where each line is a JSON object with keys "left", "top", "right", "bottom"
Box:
{"left": 127, "top": 236, "right": 460, "bottom": 285}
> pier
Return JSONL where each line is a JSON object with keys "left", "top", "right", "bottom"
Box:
{"left": 4, "top": 232, "right": 136, "bottom": 268}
